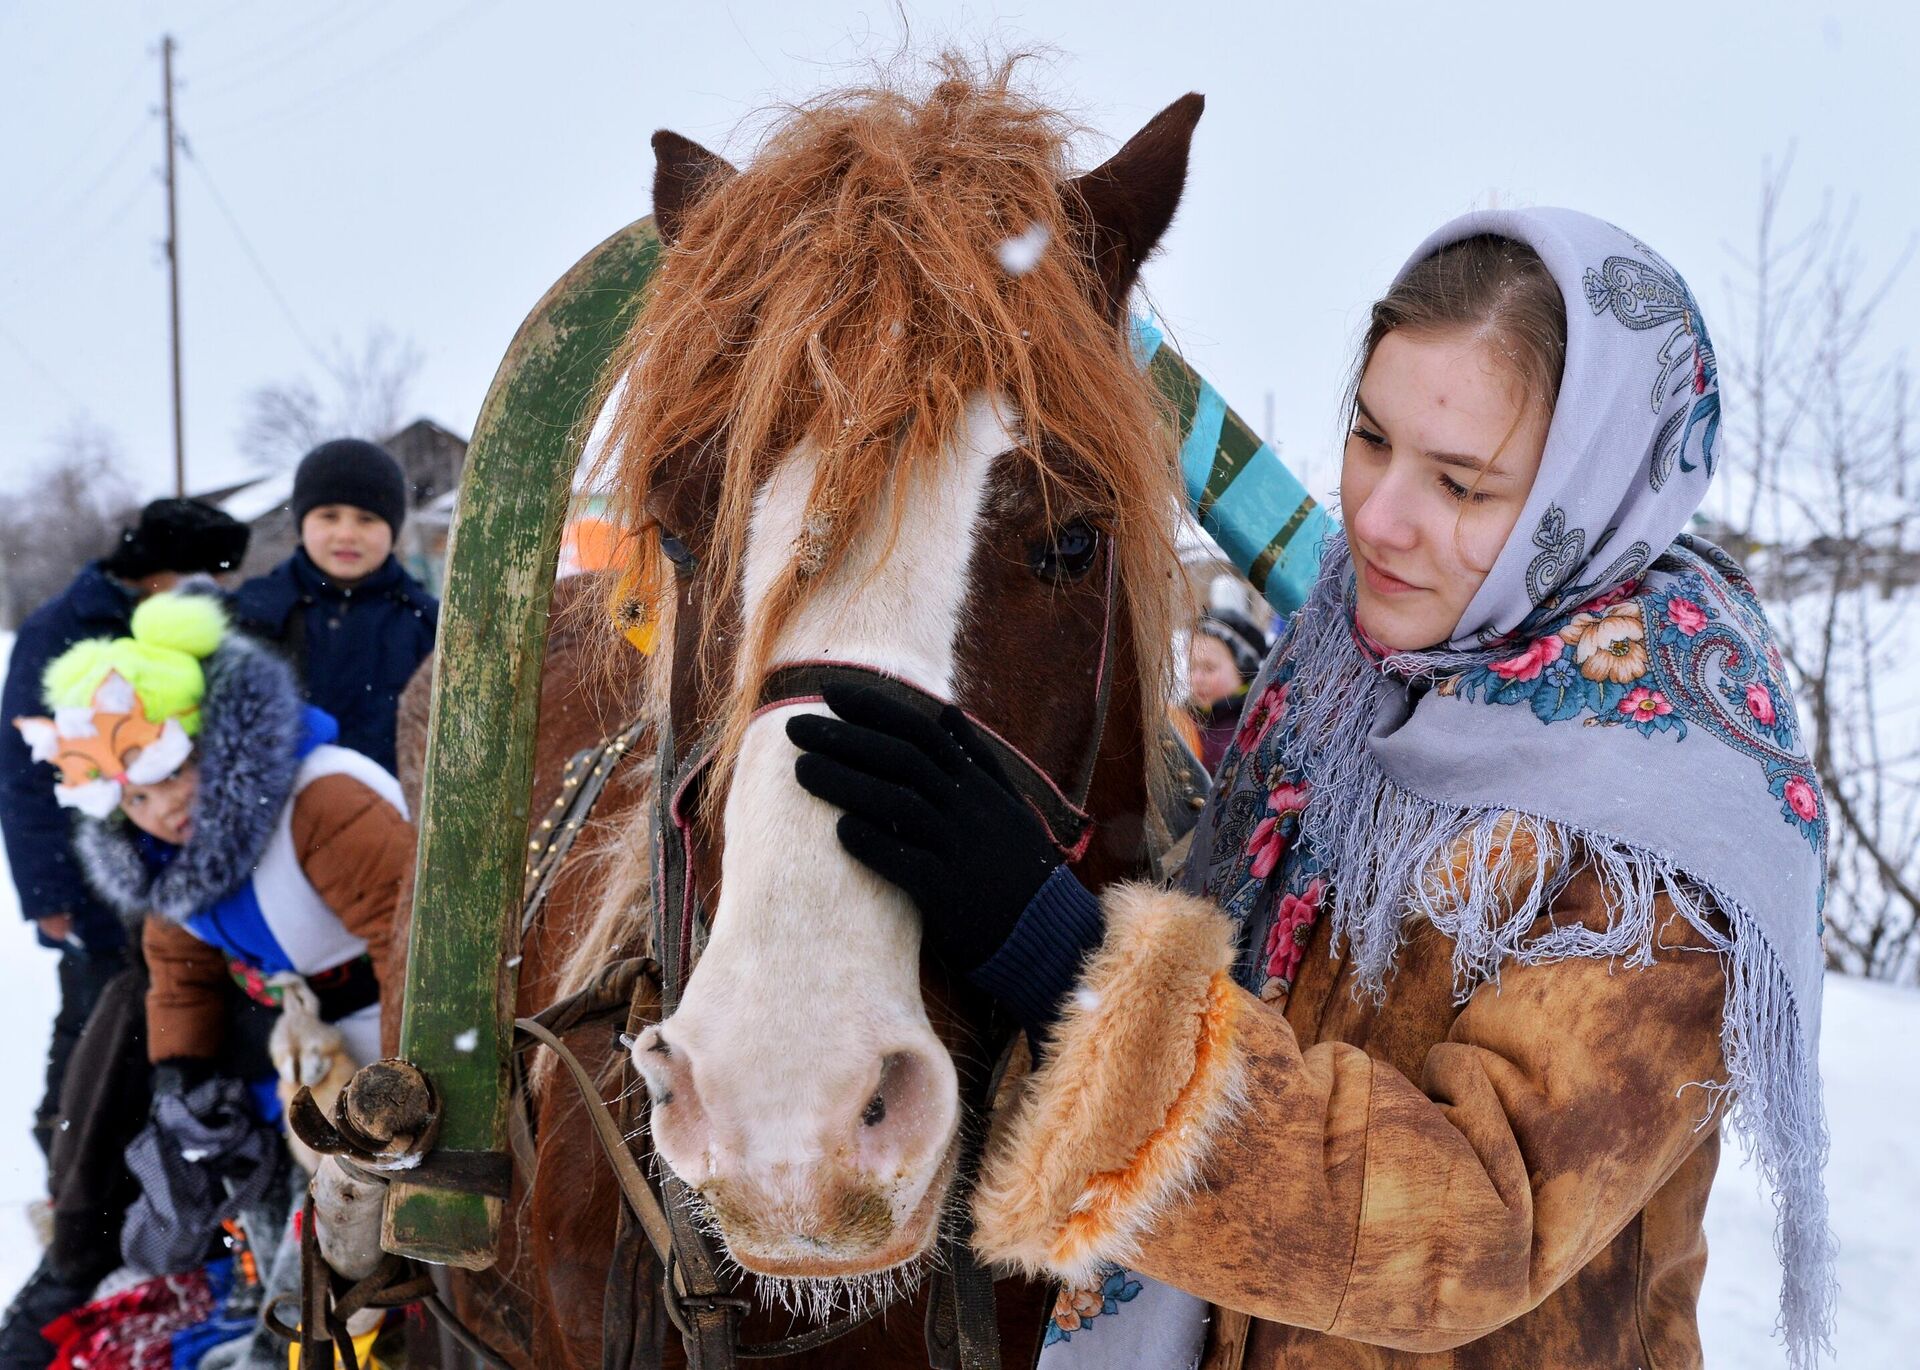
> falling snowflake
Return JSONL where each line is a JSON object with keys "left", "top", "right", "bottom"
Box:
{"left": 453, "top": 1028, "right": 479, "bottom": 1053}
{"left": 996, "top": 222, "right": 1050, "bottom": 275}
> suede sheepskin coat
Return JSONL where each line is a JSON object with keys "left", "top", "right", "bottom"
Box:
{"left": 970, "top": 830, "right": 1729, "bottom": 1369}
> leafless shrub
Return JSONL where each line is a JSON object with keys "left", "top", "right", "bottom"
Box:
{"left": 0, "top": 420, "right": 138, "bottom": 629}
{"left": 238, "top": 328, "right": 423, "bottom": 468}
{"left": 1721, "top": 154, "right": 1920, "bottom": 982}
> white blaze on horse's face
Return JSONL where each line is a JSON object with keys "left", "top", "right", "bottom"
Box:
{"left": 631, "top": 392, "right": 1014, "bottom": 1278}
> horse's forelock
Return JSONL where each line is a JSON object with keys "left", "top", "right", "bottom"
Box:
{"left": 598, "top": 54, "right": 1184, "bottom": 813}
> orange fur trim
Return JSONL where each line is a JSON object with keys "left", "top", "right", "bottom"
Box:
{"left": 971, "top": 882, "right": 1245, "bottom": 1284}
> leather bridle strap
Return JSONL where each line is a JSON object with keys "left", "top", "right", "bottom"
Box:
{"left": 640, "top": 552, "right": 1121, "bottom": 1368}
{"left": 653, "top": 548, "right": 1121, "bottom": 997}
{"left": 521, "top": 1008, "right": 895, "bottom": 1364}
{"left": 752, "top": 661, "right": 1100, "bottom": 861}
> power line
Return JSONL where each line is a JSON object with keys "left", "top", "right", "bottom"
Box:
{"left": 0, "top": 111, "right": 155, "bottom": 263}
{"left": 0, "top": 318, "right": 86, "bottom": 410}
{"left": 175, "top": 137, "right": 332, "bottom": 373}
{"left": 17, "top": 53, "right": 151, "bottom": 209}
{"left": 189, "top": 0, "right": 388, "bottom": 100}
{"left": 190, "top": 0, "right": 383, "bottom": 81}
{"left": 199, "top": 0, "right": 501, "bottom": 140}
{"left": 176, "top": 0, "right": 257, "bottom": 41}
{"left": 47, "top": 117, "right": 154, "bottom": 226}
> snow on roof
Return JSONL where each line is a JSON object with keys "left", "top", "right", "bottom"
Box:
{"left": 213, "top": 470, "right": 295, "bottom": 524}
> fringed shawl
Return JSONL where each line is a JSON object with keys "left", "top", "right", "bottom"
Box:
{"left": 1185, "top": 208, "right": 1834, "bottom": 1367}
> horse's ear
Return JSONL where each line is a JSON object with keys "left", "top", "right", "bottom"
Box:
{"left": 651, "top": 130, "right": 738, "bottom": 247}
{"left": 1064, "top": 93, "right": 1204, "bottom": 320}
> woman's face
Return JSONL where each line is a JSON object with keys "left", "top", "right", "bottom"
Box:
{"left": 120, "top": 761, "right": 198, "bottom": 845}
{"left": 1189, "top": 633, "right": 1241, "bottom": 709}
{"left": 1339, "top": 330, "right": 1551, "bottom": 651}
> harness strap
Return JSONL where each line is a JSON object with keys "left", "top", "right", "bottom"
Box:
{"left": 270, "top": 1188, "right": 520, "bottom": 1370}
{"left": 926, "top": 1026, "right": 1024, "bottom": 1370}
{"left": 517, "top": 1014, "right": 678, "bottom": 1265}
{"left": 522, "top": 1002, "right": 889, "bottom": 1366}
{"left": 523, "top": 718, "right": 651, "bottom": 936}
{"left": 520, "top": 1009, "right": 737, "bottom": 1365}
{"left": 643, "top": 589, "right": 1132, "bottom": 1368}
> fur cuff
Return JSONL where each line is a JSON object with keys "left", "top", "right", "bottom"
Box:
{"left": 970, "top": 881, "right": 1245, "bottom": 1284}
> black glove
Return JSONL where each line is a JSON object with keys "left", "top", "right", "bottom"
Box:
{"left": 150, "top": 1057, "right": 216, "bottom": 1100}
{"left": 789, "top": 683, "right": 1106, "bottom": 1049}
{"left": 788, "top": 682, "right": 1062, "bottom": 969}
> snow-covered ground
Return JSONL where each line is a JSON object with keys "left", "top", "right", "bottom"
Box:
{"left": 1698, "top": 973, "right": 1920, "bottom": 1366}
{"left": 0, "top": 637, "right": 1915, "bottom": 1364}
{"left": 0, "top": 883, "right": 60, "bottom": 1287}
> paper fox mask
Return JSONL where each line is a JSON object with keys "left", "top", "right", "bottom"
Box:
{"left": 13, "top": 670, "right": 194, "bottom": 819}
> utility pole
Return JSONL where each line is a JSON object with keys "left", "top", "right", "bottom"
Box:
{"left": 162, "top": 34, "right": 184, "bottom": 495}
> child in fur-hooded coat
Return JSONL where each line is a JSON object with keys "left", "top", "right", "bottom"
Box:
{"left": 12, "top": 592, "right": 414, "bottom": 1085}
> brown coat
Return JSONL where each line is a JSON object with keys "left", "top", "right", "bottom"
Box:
{"left": 143, "top": 772, "right": 414, "bottom": 1063}
{"left": 971, "top": 843, "right": 1728, "bottom": 1369}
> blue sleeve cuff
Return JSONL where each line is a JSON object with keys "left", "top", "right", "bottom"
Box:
{"left": 969, "top": 865, "right": 1104, "bottom": 1049}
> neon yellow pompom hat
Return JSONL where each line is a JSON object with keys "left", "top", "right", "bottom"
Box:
{"left": 10, "top": 592, "right": 228, "bottom": 818}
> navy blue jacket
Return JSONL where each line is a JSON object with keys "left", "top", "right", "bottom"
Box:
{"left": 228, "top": 549, "right": 437, "bottom": 774}
{"left": 0, "top": 564, "right": 135, "bottom": 951}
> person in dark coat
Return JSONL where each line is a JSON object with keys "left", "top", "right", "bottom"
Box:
{"left": 229, "top": 439, "right": 438, "bottom": 774}
{"left": 0, "top": 498, "right": 248, "bottom": 1158}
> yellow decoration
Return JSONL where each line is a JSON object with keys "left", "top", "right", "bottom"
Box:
{"left": 609, "top": 555, "right": 663, "bottom": 656}
{"left": 623, "top": 619, "right": 659, "bottom": 655}
{"left": 288, "top": 1326, "right": 383, "bottom": 1369}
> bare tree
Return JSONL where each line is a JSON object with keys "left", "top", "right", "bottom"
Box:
{"left": 1722, "top": 164, "right": 1920, "bottom": 983}
{"left": 237, "top": 328, "right": 424, "bottom": 468}
{"left": 0, "top": 420, "right": 138, "bottom": 629}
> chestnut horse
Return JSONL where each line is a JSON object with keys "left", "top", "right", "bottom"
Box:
{"left": 387, "top": 61, "right": 1203, "bottom": 1369}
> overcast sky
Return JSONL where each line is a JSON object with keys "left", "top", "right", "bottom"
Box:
{"left": 3, "top": 1, "right": 1915, "bottom": 512}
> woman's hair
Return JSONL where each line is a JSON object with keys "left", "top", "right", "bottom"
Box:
{"left": 1346, "top": 233, "right": 1568, "bottom": 432}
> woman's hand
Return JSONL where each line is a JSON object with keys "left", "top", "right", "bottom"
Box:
{"left": 786, "top": 681, "right": 1063, "bottom": 973}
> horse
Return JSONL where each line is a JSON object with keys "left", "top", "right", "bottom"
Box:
{"left": 383, "top": 58, "right": 1205, "bottom": 1369}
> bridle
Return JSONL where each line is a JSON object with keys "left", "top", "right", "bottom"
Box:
{"left": 642, "top": 551, "right": 1121, "bottom": 1369}
{"left": 652, "top": 549, "right": 1119, "bottom": 994}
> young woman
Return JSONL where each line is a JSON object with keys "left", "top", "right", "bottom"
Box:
{"left": 789, "top": 208, "right": 1831, "bottom": 1368}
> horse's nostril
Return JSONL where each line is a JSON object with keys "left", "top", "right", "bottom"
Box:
{"left": 861, "top": 1093, "right": 886, "bottom": 1127}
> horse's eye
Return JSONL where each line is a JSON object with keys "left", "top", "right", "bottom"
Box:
{"left": 1037, "top": 518, "right": 1099, "bottom": 580}
{"left": 658, "top": 531, "right": 695, "bottom": 569}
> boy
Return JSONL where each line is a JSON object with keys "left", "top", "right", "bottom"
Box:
{"left": 231, "top": 438, "right": 437, "bottom": 773}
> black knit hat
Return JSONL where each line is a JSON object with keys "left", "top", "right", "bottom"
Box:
{"left": 291, "top": 438, "right": 407, "bottom": 534}
{"left": 1197, "top": 608, "right": 1268, "bottom": 683}
{"left": 101, "top": 498, "right": 251, "bottom": 580}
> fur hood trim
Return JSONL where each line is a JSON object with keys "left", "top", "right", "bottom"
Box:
{"left": 970, "top": 881, "right": 1247, "bottom": 1285}
{"left": 75, "top": 633, "right": 309, "bottom": 924}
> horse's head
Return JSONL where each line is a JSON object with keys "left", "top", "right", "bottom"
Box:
{"left": 610, "top": 64, "right": 1199, "bottom": 1292}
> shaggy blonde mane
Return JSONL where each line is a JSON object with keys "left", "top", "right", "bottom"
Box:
{"left": 605, "top": 51, "right": 1180, "bottom": 752}
{"left": 554, "top": 56, "right": 1186, "bottom": 1007}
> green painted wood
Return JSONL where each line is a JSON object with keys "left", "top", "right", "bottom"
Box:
{"left": 384, "top": 216, "right": 663, "bottom": 1266}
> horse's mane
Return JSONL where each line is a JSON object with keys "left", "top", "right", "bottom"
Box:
{"left": 596, "top": 54, "right": 1184, "bottom": 789}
